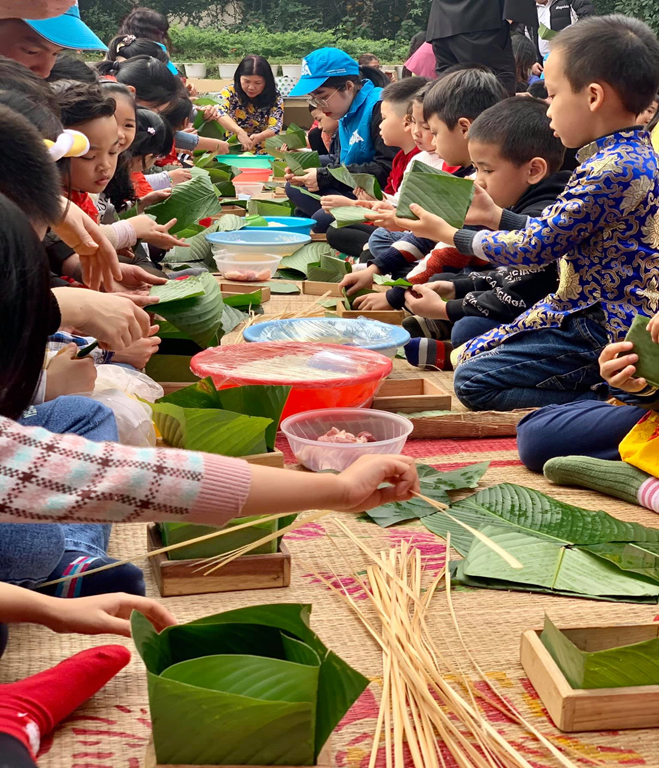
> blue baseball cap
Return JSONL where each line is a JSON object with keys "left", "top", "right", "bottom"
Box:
{"left": 24, "top": 2, "right": 107, "bottom": 51}
{"left": 289, "top": 48, "right": 359, "bottom": 97}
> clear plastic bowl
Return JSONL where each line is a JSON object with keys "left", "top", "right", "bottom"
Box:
{"left": 207, "top": 230, "right": 310, "bottom": 258}
{"left": 212, "top": 252, "right": 282, "bottom": 282}
{"left": 281, "top": 408, "right": 413, "bottom": 471}
{"left": 191, "top": 342, "right": 393, "bottom": 419}
{"left": 234, "top": 182, "right": 265, "bottom": 196}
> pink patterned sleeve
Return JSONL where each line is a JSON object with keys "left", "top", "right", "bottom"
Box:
{"left": 0, "top": 417, "right": 252, "bottom": 525}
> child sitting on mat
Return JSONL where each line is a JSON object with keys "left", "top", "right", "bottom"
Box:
{"left": 398, "top": 15, "right": 659, "bottom": 412}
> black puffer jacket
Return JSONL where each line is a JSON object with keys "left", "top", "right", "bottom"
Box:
{"left": 524, "top": 0, "right": 595, "bottom": 52}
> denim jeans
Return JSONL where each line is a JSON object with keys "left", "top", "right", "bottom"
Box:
{"left": 286, "top": 183, "right": 356, "bottom": 233}
{"left": 450, "top": 316, "right": 501, "bottom": 349}
{"left": 367, "top": 228, "right": 407, "bottom": 262}
{"left": 0, "top": 397, "right": 118, "bottom": 588}
{"left": 517, "top": 400, "right": 646, "bottom": 472}
{"left": 453, "top": 312, "right": 610, "bottom": 412}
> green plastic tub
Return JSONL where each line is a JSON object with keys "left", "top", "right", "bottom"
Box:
{"left": 221, "top": 154, "right": 275, "bottom": 169}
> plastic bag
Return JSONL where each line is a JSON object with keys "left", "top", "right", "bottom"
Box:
{"left": 89, "top": 389, "right": 156, "bottom": 447}
{"left": 94, "top": 364, "right": 164, "bottom": 403}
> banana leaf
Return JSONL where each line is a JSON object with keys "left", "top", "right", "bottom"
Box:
{"left": 216, "top": 213, "right": 246, "bottom": 232}
{"left": 625, "top": 314, "right": 659, "bottom": 387}
{"left": 342, "top": 286, "right": 376, "bottom": 309}
{"left": 327, "top": 166, "right": 383, "bottom": 200}
{"left": 297, "top": 186, "right": 322, "bottom": 201}
{"left": 365, "top": 462, "right": 490, "bottom": 527}
{"left": 285, "top": 151, "right": 321, "bottom": 175}
{"left": 132, "top": 604, "right": 368, "bottom": 766}
{"left": 223, "top": 290, "right": 263, "bottom": 308}
{"left": 272, "top": 159, "right": 288, "bottom": 178}
{"left": 145, "top": 354, "right": 197, "bottom": 383}
{"left": 146, "top": 172, "right": 222, "bottom": 234}
{"left": 150, "top": 279, "right": 206, "bottom": 304}
{"left": 374, "top": 275, "right": 413, "bottom": 287}
{"left": 165, "top": 221, "right": 220, "bottom": 266}
{"left": 159, "top": 516, "right": 278, "bottom": 560}
{"left": 538, "top": 23, "right": 558, "bottom": 41}
{"left": 540, "top": 615, "right": 659, "bottom": 689}
{"left": 330, "top": 206, "right": 369, "bottom": 228}
{"left": 247, "top": 199, "right": 295, "bottom": 217}
{"left": 306, "top": 254, "right": 352, "bottom": 283}
{"left": 580, "top": 541, "right": 659, "bottom": 582}
{"left": 279, "top": 242, "right": 334, "bottom": 277}
{"left": 215, "top": 181, "right": 237, "bottom": 197}
{"left": 158, "top": 378, "right": 290, "bottom": 452}
{"left": 221, "top": 304, "right": 248, "bottom": 334}
{"left": 266, "top": 280, "right": 300, "bottom": 294}
{"left": 266, "top": 124, "right": 307, "bottom": 156}
{"left": 152, "top": 272, "right": 224, "bottom": 348}
{"left": 245, "top": 214, "right": 269, "bottom": 227}
{"left": 151, "top": 402, "right": 271, "bottom": 456}
{"left": 461, "top": 526, "right": 659, "bottom": 600}
{"left": 199, "top": 120, "right": 228, "bottom": 140}
{"left": 396, "top": 159, "right": 475, "bottom": 228}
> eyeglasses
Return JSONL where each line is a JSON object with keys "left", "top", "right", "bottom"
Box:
{"left": 307, "top": 86, "right": 346, "bottom": 110}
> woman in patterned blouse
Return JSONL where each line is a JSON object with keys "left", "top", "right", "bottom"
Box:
{"left": 216, "top": 55, "right": 284, "bottom": 153}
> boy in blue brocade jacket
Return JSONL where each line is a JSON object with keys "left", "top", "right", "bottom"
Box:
{"left": 399, "top": 14, "right": 659, "bottom": 413}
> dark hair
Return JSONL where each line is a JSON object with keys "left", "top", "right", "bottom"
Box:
{"left": 0, "top": 89, "right": 62, "bottom": 141}
{"left": 552, "top": 14, "right": 659, "bottom": 115}
{"left": 359, "top": 65, "right": 389, "bottom": 88}
{"left": 100, "top": 79, "right": 137, "bottom": 108}
{"left": 47, "top": 53, "right": 98, "bottom": 84}
{"left": 128, "top": 107, "right": 173, "bottom": 168}
{"left": 234, "top": 55, "right": 278, "bottom": 109}
{"left": 161, "top": 93, "right": 194, "bottom": 133}
{"left": 321, "top": 74, "right": 361, "bottom": 90}
{"left": 0, "top": 103, "right": 63, "bottom": 231}
{"left": 57, "top": 82, "right": 116, "bottom": 128}
{"left": 468, "top": 97, "right": 566, "bottom": 174}
{"left": 96, "top": 56, "right": 180, "bottom": 109}
{"left": 0, "top": 55, "right": 60, "bottom": 115}
{"left": 358, "top": 53, "right": 379, "bottom": 66}
{"left": 106, "top": 34, "right": 169, "bottom": 65}
{"left": 382, "top": 76, "right": 428, "bottom": 112}
{"left": 0, "top": 195, "right": 52, "bottom": 420}
{"left": 528, "top": 80, "right": 548, "bottom": 100}
{"left": 512, "top": 34, "right": 538, "bottom": 90}
{"left": 119, "top": 7, "right": 170, "bottom": 48}
{"left": 423, "top": 68, "right": 507, "bottom": 128}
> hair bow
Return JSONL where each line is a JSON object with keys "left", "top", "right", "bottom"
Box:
{"left": 44, "top": 130, "right": 90, "bottom": 161}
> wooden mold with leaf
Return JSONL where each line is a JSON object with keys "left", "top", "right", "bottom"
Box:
{"left": 133, "top": 603, "right": 367, "bottom": 767}
{"left": 521, "top": 615, "right": 659, "bottom": 731}
{"left": 337, "top": 287, "right": 405, "bottom": 325}
{"left": 371, "top": 378, "right": 452, "bottom": 413}
{"left": 396, "top": 159, "right": 475, "bottom": 226}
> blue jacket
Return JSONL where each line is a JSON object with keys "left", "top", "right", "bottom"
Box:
{"left": 339, "top": 79, "right": 382, "bottom": 166}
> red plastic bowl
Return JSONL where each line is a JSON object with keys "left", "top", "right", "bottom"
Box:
{"left": 191, "top": 342, "right": 393, "bottom": 419}
{"left": 233, "top": 169, "right": 272, "bottom": 183}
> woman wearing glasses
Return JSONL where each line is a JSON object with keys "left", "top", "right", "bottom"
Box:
{"left": 216, "top": 54, "right": 284, "bottom": 153}
{"left": 285, "top": 47, "right": 398, "bottom": 232}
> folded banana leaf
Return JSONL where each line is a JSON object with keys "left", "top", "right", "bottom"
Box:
{"left": 539, "top": 22, "right": 558, "bottom": 41}
{"left": 285, "top": 151, "right": 321, "bottom": 175}
{"left": 159, "top": 516, "right": 278, "bottom": 560}
{"left": 297, "top": 186, "right": 322, "bottom": 201}
{"left": 306, "top": 254, "right": 352, "bottom": 283}
{"left": 279, "top": 242, "right": 335, "bottom": 278}
{"left": 132, "top": 603, "right": 369, "bottom": 766}
{"left": 221, "top": 304, "right": 249, "bottom": 334}
{"left": 396, "top": 159, "right": 475, "bottom": 228}
{"left": 146, "top": 172, "right": 222, "bottom": 234}
{"left": 330, "top": 206, "right": 369, "bottom": 228}
{"left": 266, "top": 124, "right": 307, "bottom": 156}
{"left": 327, "top": 165, "right": 383, "bottom": 200}
{"left": 541, "top": 615, "right": 659, "bottom": 689}
{"left": 342, "top": 286, "right": 375, "bottom": 309}
{"left": 625, "top": 314, "right": 659, "bottom": 388}
{"left": 247, "top": 199, "right": 295, "bottom": 217}
{"left": 222, "top": 290, "right": 263, "bottom": 308}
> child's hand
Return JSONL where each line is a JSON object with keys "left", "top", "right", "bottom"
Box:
{"left": 648, "top": 313, "right": 659, "bottom": 343}
{"left": 168, "top": 168, "right": 193, "bottom": 186}
{"left": 363, "top": 207, "right": 403, "bottom": 231}
{"left": 42, "top": 592, "right": 177, "bottom": 637}
{"left": 599, "top": 341, "right": 647, "bottom": 392}
{"left": 285, "top": 168, "right": 319, "bottom": 191}
{"left": 113, "top": 325, "right": 161, "bottom": 368}
{"left": 213, "top": 139, "right": 231, "bottom": 155}
{"left": 354, "top": 292, "right": 393, "bottom": 311}
{"left": 395, "top": 204, "right": 458, "bottom": 244}
{"left": 355, "top": 187, "right": 376, "bottom": 202}
{"left": 138, "top": 189, "right": 171, "bottom": 211}
{"left": 403, "top": 284, "right": 449, "bottom": 320}
{"left": 333, "top": 454, "right": 419, "bottom": 512}
{"left": 130, "top": 216, "right": 188, "bottom": 251}
{"left": 320, "top": 195, "right": 355, "bottom": 212}
{"left": 45, "top": 343, "right": 97, "bottom": 399}
{"left": 340, "top": 267, "right": 378, "bottom": 296}
{"left": 200, "top": 105, "right": 220, "bottom": 122}
{"left": 428, "top": 280, "right": 457, "bottom": 300}
{"left": 464, "top": 185, "right": 503, "bottom": 229}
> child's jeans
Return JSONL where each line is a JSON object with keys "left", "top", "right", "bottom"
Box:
{"left": 0, "top": 397, "right": 118, "bottom": 589}
{"left": 453, "top": 310, "right": 610, "bottom": 412}
{"left": 367, "top": 228, "right": 407, "bottom": 260}
{"left": 516, "top": 400, "right": 646, "bottom": 472}
{"left": 450, "top": 316, "right": 501, "bottom": 349}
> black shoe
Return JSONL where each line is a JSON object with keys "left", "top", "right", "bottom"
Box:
{"left": 403, "top": 315, "right": 452, "bottom": 340}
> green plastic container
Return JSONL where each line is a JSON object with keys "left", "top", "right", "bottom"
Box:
{"left": 159, "top": 516, "right": 278, "bottom": 560}
{"left": 221, "top": 154, "right": 275, "bottom": 169}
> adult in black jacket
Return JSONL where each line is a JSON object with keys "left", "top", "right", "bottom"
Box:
{"left": 427, "top": 0, "right": 537, "bottom": 94}
{"left": 527, "top": 0, "right": 595, "bottom": 61}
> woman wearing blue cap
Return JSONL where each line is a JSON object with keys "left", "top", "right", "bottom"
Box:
{"left": 286, "top": 47, "right": 398, "bottom": 232}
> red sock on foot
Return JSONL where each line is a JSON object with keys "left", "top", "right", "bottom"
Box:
{"left": 0, "top": 645, "right": 130, "bottom": 757}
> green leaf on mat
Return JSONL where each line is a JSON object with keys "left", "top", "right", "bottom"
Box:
{"left": 396, "top": 159, "right": 475, "bottom": 228}
{"left": 279, "top": 242, "right": 334, "bottom": 277}
{"left": 146, "top": 172, "right": 222, "bottom": 234}
{"left": 330, "top": 206, "right": 369, "bottom": 228}
{"left": 306, "top": 254, "right": 352, "bottom": 283}
{"left": 153, "top": 272, "right": 224, "bottom": 348}
{"left": 580, "top": 541, "right": 659, "bottom": 582}
{"left": 220, "top": 304, "right": 248, "bottom": 334}
{"left": 540, "top": 614, "right": 659, "bottom": 689}
{"left": 276, "top": 268, "right": 307, "bottom": 281}
{"left": 625, "top": 315, "right": 659, "bottom": 388}
{"left": 265, "top": 280, "right": 300, "bottom": 294}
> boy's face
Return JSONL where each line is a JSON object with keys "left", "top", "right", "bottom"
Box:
{"left": 428, "top": 113, "right": 471, "bottom": 167}
{"left": 68, "top": 116, "right": 120, "bottom": 194}
{"left": 379, "top": 100, "right": 410, "bottom": 147}
{"left": 469, "top": 140, "right": 548, "bottom": 209}
{"left": 545, "top": 48, "right": 598, "bottom": 149}
{"left": 410, "top": 100, "right": 435, "bottom": 153}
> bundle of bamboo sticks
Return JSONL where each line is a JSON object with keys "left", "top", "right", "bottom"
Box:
{"left": 314, "top": 522, "right": 589, "bottom": 768}
{"left": 235, "top": 291, "right": 333, "bottom": 342}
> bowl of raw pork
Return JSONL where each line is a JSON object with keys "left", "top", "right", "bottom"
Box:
{"left": 280, "top": 407, "right": 413, "bottom": 472}
{"left": 208, "top": 230, "right": 311, "bottom": 281}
